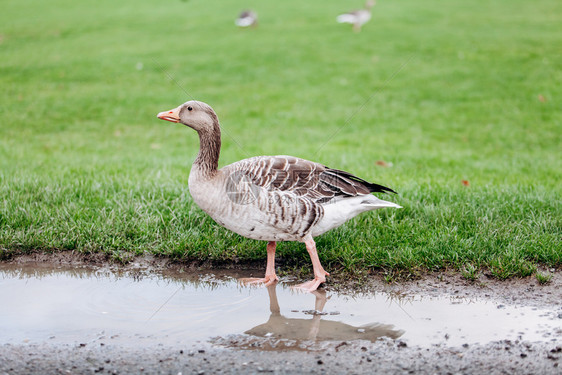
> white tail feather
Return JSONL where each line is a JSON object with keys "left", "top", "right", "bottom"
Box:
{"left": 364, "top": 199, "right": 402, "bottom": 209}
{"left": 312, "top": 195, "right": 401, "bottom": 237}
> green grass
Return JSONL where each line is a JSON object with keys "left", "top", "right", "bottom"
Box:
{"left": 1, "top": 0, "right": 561, "bottom": 280}
{"left": 535, "top": 272, "right": 553, "bottom": 285}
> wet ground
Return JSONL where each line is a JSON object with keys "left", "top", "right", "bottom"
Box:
{"left": 0, "top": 255, "right": 561, "bottom": 374}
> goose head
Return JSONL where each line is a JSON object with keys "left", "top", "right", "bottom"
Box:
{"left": 157, "top": 100, "right": 219, "bottom": 133}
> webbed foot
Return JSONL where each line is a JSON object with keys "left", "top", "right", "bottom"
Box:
{"left": 239, "top": 275, "right": 279, "bottom": 287}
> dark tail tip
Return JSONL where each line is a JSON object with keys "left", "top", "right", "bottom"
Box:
{"left": 368, "top": 183, "right": 397, "bottom": 195}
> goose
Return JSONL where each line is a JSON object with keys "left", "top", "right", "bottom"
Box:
{"left": 336, "top": 0, "right": 376, "bottom": 32}
{"left": 245, "top": 284, "right": 404, "bottom": 344}
{"left": 157, "top": 100, "right": 401, "bottom": 292}
{"left": 235, "top": 10, "right": 258, "bottom": 28}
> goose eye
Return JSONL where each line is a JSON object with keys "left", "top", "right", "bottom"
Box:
{"left": 187, "top": 106, "right": 193, "bottom": 111}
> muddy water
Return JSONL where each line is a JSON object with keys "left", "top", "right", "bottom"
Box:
{"left": 0, "top": 264, "right": 560, "bottom": 350}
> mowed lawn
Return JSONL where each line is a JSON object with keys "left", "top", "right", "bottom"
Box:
{"left": 0, "top": 0, "right": 560, "bottom": 280}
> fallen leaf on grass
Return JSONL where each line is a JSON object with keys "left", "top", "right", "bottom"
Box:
{"left": 375, "top": 160, "right": 393, "bottom": 167}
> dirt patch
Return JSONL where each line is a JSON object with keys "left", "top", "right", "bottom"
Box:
{"left": 1, "top": 339, "right": 561, "bottom": 375}
{"left": 371, "top": 270, "right": 562, "bottom": 308}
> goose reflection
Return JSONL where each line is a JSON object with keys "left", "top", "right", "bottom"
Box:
{"left": 244, "top": 282, "right": 404, "bottom": 342}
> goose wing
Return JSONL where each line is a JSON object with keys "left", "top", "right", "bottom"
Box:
{"left": 223, "top": 155, "right": 395, "bottom": 204}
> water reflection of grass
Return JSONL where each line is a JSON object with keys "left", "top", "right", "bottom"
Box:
{"left": 0, "top": 264, "right": 230, "bottom": 291}
{"left": 0, "top": 0, "right": 560, "bottom": 281}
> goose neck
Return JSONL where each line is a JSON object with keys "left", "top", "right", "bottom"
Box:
{"left": 193, "top": 128, "right": 221, "bottom": 177}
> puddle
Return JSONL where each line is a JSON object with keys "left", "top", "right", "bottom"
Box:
{"left": 0, "top": 264, "right": 560, "bottom": 350}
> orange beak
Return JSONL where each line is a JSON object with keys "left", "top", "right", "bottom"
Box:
{"left": 157, "top": 107, "right": 181, "bottom": 123}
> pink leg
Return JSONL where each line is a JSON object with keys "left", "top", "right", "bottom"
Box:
{"left": 292, "top": 238, "right": 330, "bottom": 292}
{"left": 239, "top": 241, "right": 279, "bottom": 286}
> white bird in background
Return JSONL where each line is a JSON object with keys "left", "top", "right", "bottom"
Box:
{"left": 157, "top": 101, "right": 401, "bottom": 292}
{"left": 337, "top": 0, "right": 376, "bottom": 32}
{"left": 235, "top": 10, "right": 258, "bottom": 28}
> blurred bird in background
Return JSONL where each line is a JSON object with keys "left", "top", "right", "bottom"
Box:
{"left": 337, "top": 0, "right": 375, "bottom": 32}
{"left": 236, "top": 10, "right": 258, "bottom": 28}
